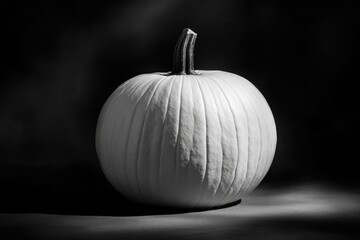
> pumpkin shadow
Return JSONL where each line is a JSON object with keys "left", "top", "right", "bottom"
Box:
{"left": 0, "top": 164, "right": 241, "bottom": 217}
{"left": 42, "top": 196, "right": 241, "bottom": 217}
{"left": 1, "top": 186, "right": 241, "bottom": 217}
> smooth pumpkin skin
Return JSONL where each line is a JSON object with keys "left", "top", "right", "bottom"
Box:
{"left": 96, "top": 70, "right": 277, "bottom": 208}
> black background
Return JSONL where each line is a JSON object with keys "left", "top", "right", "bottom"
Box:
{"left": 0, "top": 0, "right": 358, "bottom": 215}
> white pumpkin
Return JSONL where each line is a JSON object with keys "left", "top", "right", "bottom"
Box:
{"left": 96, "top": 29, "right": 277, "bottom": 208}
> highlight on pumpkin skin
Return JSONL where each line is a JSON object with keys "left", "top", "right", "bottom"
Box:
{"left": 95, "top": 28, "right": 277, "bottom": 209}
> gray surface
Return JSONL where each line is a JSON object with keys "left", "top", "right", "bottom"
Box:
{"left": 1, "top": 184, "right": 359, "bottom": 239}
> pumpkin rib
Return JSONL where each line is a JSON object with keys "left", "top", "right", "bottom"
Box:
{"left": 228, "top": 75, "right": 274, "bottom": 191}
{"left": 210, "top": 75, "right": 241, "bottom": 202}
{"left": 181, "top": 78, "right": 197, "bottom": 206}
{"left": 222, "top": 74, "right": 261, "bottom": 197}
{"left": 96, "top": 78, "right": 139, "bottom": 195}
{"left": 205, "top": 76, "right": 234, "bottom": 200}
{"left": 252, "top": 104, "right": 268, "bottom": 191}
{"left": 254, "top": 109, "right": 270, "bottom": 189}
{"left": 192, "top": 75, "right": 208, "bottom": 207}
{"left": 207, "top": 75, "right": 240, "bottom": 204}
{"left": 244, "top": 95, "right": 263, "bottom": 194}
{"left": 202, "top": 76, "right": 224, "bottom": 206}
{"left": 158, "top": 76, "right": 176, "bottom": 204}
{"left": 158, "top": 76, "right": 183, "bottom": 205}
{"left": 240, "top": 98, "right": 260, "bottom": 195}
{"left": 121, "top": 76, "right": 155, "bottom": 200}
{"left": 241, "top": 80, "right": 273, "bottom": 189}
{"left": 252, "top": 84, "right": 277, "bottom": 183}
{"left": 186, "top": 75, "right": 208, "bottom": 208}
{"left": 233, "top": 78, "right": 263, "bottom": 194}
{"left": 108, "top": 76, "right": 151, "bottom": 198}
{"left": 213, "top": 76, "right": 248, "bottom": 202}
{"left": 134, "top": 76, "right": 166, "bottom": 202}
{"left": 143, "top": 77, "right": 173, "bottom": 202}
{"left": 164, "top": 75, "right": 195, "bottom": 206}
{"left": 173, "top": 75, "right": 184, "bottom": 193}
{"left": 175, "top": 76, "right": 196, "bottom": 206}
{"left": 217, "top": 74, "right": 251, "bottom": 200}
{"left": 233, "top": 103, "right": 256, "bottom": 195}
{"left": 194, "top": 77, "right": 221, "bottom": 207}
{"left": 229, "top": 75, "right": 267, "bottom": 194}
{"left": 242, "top": 100, "right": 252, "bottom": 196}
{"left": 215, "top": 73, "right": 251, "bottom": 198}
{"left": 117, "top": 77, "right": 153, "bottom": 198}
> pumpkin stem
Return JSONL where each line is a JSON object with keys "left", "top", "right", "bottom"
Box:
{"left": 172, "top": 28, "right": 198, "bottom": 75}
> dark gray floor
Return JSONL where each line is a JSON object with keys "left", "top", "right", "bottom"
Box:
{"left": 1, "top": 184, "right": 359, "bottom": 240}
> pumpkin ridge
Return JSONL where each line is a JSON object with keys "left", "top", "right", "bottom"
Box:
{"left": 192, "top": 75, "right": 208, "bottom": 207}
{"left": 231, "top": 77, "right": 263, "bottom": 194}
{"left": 256, "top": 111, "right": 275, "bottom": 187}
{"left": 237, "top": 93, "right": 256, "bottom": 195}
{"left": 182, "top": 78, "right": 197, "bottom": 206}
{"left": 117, "top": 77, "right": 150, "bottom": 198}
{"left": 221, "top": 75, "right": 261, "bottom": 197}
{"left": 145, "top": 77, "right": 174, "bottom": 202}
{"left": 96, "top": 78, "right": 141, "bottom": 195}
{"left": 185, "top": 75, "right": 208, "bottom": 208}
{"left": 249, "top": 81, "right": 277, "bottom": 183}
{"left": 239, "top": 79, "right": 272, "bottom": 189}
{"left": 229, "top": 75, "right": 265, "bottom": 194}
{"left": 158, "top": 76, "right": 176, "bottom": 204}
{"left": 191, "top": 77, "right": 217, "bottom": 208}
{"left": 245, "top": 96, "right": 263, "bottom": 193}
{"left": 202, "top": 76, "right": 224, "bottom": 206}
{"left": 107, "top": 76, "right": 154, "bottom": 198}
{"left": 216, "top": 74, "right": 250, "bottom": 198}
{"left": 213, "top": 74, "right": 250, "bottom": 202}
{"left": 173, "top": 75, "right": 184, "bottom": 192}
{"left": 132, "top": 77, "right": 165, "bottom": 201}
{"left": 207, "top": 75, "right": 240, "bottom": 204}
{"left": 111, "top": 76, "right": 152, "bottom": 197}
{"left": 204, "top": 76, "right": 238, "bottom": 203}
{"left": 253, "top": 102, "right": 269, "bottom": 189}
